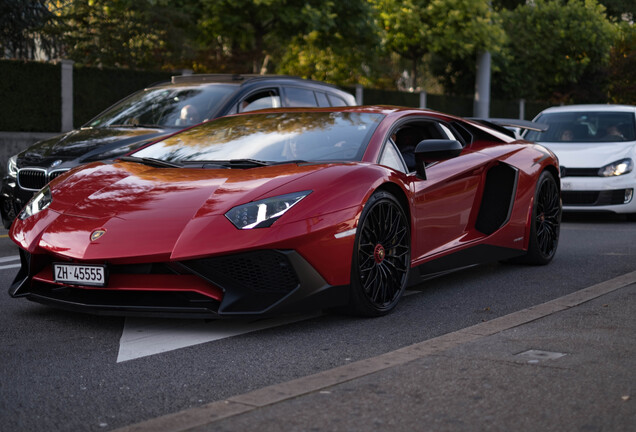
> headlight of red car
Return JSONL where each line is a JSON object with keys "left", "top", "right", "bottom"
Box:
{"left": 18, "top": 186, "right": 53, "bottom": 220}
{"left": 225, "top": 190, "right": 312, "bottom": 229}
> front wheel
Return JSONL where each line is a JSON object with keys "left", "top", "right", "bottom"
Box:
{"left": 347, "top": 191, "right": 410, "bottom": 316}
{"left": 515, "top": 170, "right": 561, "bottom": 265}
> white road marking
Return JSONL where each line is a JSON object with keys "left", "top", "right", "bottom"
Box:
{"left": 117, "top": 313, "right": 321, "bottom": 363}
{"left": 118, "top": 289, "right": 423, "bottom": 362}
{"left": 0, "top": 255, "right": 20, "bottom": 270}
{"left": 0, "top": 255, "right": 20, "bottom": 263}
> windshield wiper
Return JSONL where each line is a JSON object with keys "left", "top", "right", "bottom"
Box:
{"left": 107, "top": 123, "right": 163, "bottom": 129}
{"left": 119, "top": 156, "right": 182, "bottom": 168}
{"left": 271, "top": 159, "right": 309, "bottom": 165}
{"left": 224, "top": 159, "right": 272, "bottom": 168}
{"left": 202, "top": 159, "right": 308, "bottom": 169}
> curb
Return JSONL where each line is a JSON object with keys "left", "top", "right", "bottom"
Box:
{"left": 114, "top": 270, "right": 636, "bottom": 432}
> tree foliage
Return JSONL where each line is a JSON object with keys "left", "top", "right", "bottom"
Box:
{"left": 599, "top": 0, "right": 636, "bottom": 21}
{"left": 373, "top": 0, "right": 505, "bottom": 90}
{"left": 1, "top": 0, "right": 631, "bottom": 104}
{"left": 0, "top": 0, "right": 62, "bottom": 59}
{"left": 608, "top": 22, "right": 636, "bottom": 103}
{"left": 48, "top": 0, "right": 200, "bottom": 70}
{"left": 196, "top": 0, "right": 378, "bottom": 80}
{"left": 496, "top": 0, "right": 616, "bottom": 103}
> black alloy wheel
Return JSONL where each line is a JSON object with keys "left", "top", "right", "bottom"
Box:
{"left": 348, "top": 190, "right": 410, "bottom": 316}
{"left": 518, "top": 170, "right": 561, "bottom": 265}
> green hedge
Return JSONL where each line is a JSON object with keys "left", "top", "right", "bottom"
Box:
{"left": 0, "top": 60, "right": 61, "bottom": 132}
{"left": 0, "top": 59, "right": 171, "bottom": 132}
{"left": 74, "top": 66, "right": 171, "bottom": 127}
{"left": 344, "top": 85, "right": 551, "bottom": 119}
{"left": 1, "top": 60, "right": 552, "bottom": 132}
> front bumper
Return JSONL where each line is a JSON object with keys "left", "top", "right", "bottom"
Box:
{"left": 1, "top": 176, "right": 24, "bottom": 228}
{"left": 560, "top": 175, "right": 636, "bottom": 214}
{"left": 9, "top": 249, "right": 349, "bottom": 318}
{"left": 1, "top": 176, "right": 42, "bottom": 228}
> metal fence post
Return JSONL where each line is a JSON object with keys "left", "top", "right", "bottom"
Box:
{"left": 355, "top": 84, "right": 363, "bottom": 105}
{"left": 60, "top": 59, "right": 74, "bottom": 132}
{"left": 519, "top": 98, "right": 526, "bottom": 120}
{"left": 419, "top": 91, "right": 427, "bottom": 108}
{"left": 473, "top": 51, "right": 491, "bottom": 118}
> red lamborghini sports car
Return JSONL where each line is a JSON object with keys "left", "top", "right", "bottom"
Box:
{"left": 9, "top": 107, "right": 561, "bottom": 318}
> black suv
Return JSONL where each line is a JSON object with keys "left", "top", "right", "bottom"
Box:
{"left": 1, "top": 74, "right": 356, "bottom": 227}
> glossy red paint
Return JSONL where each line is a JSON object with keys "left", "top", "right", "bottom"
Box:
{"left": 9, "top": 106, "right": 561, "bottom": 318}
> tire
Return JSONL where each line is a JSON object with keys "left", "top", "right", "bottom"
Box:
{"left": 347, "top": 190, "right": 410, "bottom": 316}
{"left": 514, "top": 170, "right": 561, "bottom": 265}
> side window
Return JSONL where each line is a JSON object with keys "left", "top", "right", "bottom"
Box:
{"left": 438, "top": 123, "right": 457, "bottom": 140}
{"left": 449, "top": 121, "right": 473, "bottom": 147}
{"left": 284, "top": 87, "right": 319, "bottom": 107}
{"left": 238, "top": 89, "right": 281, "bottom": 113}
{"left": 392, "top": 120, "right": 455, "bottom": 172}
{"left": 327, "top": 94, "right": 348, "bottom": 107}
{"left": 315, "top": 92, "right": 330, "bottom": 107}
{"left": 379, "top": 140, "right": 408, "bottom": 173}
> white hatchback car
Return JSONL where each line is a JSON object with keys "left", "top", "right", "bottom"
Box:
{"left": 525, "top": 105, "right": 636, "bottom": 219}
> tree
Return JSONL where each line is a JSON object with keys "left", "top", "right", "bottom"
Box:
{"left": 197, "top": 0, "right": 378, "bottom": 78}
{"left": 0, "top": 0, "right": 62, "bottom": 59}
{"left": 496, "top": 0, "right": 616, "bottom": 103}
{"left": 598, "top": 0, "right": 635, "bottom": 21}
{"left": 608, "top": 22, "right": 636, "bottom": 103}
{"left": 276, "top": 1, "right": 380, "bottom": 85}
{"left": 373, "top": 0, "right": 505, "bottom": 90}
{"left": 49, "top": 0, "right": 200, "bottom": 70}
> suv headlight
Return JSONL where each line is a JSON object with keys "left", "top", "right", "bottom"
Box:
{"left": 18, "top": 186, "right": 52, "bottom": 220}
{"left": 598, "top": 158, "right": 633, "bottom": 177}
{"left": 225, "top": 190, "right": 311, "bottom": 229}
{"left": 7, "top": 155, "right": 17, "bottom": 178}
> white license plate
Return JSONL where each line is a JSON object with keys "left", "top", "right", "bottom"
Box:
{"left": 53, "top": 263, "right": 107, "bottom": 287}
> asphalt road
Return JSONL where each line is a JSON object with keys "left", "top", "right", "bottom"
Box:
{"left": 1, "top": 214, "right": 635, "bottom": 431}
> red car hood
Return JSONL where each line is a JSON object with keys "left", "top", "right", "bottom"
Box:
{"left": 13, "top": 160, "right": 361, "bottom": 261}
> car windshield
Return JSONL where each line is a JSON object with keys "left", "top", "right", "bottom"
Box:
{"left": 132, "top": 111, "right": 383, "bottom": 164}
{"left": 525, "top": 111, "right": 636, "bottom": 143}
{"left": 85, "top": 84, "right": 237, "bottom": 128}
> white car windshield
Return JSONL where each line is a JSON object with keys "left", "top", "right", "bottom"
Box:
{"left": 526, "top": 111, "right": 636, "bottom": 143}
{"left": 132, "top": 111, "right": 383, "bottom": 164}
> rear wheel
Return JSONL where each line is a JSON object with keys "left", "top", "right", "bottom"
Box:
{"left": 347, "top": 191, "right": 410, "bottom": 316}
{"left": 516, "top": 170, "right": 561, "bottom": 265}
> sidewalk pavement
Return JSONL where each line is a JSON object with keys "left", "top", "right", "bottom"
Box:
{"left": 116, "top": 271, "right": 636, "bottom": 432}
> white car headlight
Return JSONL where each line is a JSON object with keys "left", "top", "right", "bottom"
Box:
{"left": 7, "top": 155, "right": 17, "bottom": 178}
{"left": 18, "top": 186, "right": 52, "bottom": 220}
{"left": 598, "top": 158, "right": 633, "bottom": 177}
{"left": 225, "top": 190, "right": 311, "bottom": 229}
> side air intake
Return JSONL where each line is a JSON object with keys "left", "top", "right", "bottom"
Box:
{"left": 475, "top": 163, "right": 518, "bottom": 235}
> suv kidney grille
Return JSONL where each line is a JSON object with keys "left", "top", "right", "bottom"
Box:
{"left": 17, "top": 169, "right": 47, "bottom": 190}
{"left": 17, "top": 169, "right": 68, "bottom": 191}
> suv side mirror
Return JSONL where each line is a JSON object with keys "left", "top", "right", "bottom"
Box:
{"left": 414, "top": 139, "right": 463, "bottom": 179}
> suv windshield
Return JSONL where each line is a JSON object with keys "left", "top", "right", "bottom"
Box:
{"left": 525, "top": 111, "right": 636, "bottom": 143}
{"left": 132, "top": 111, "right": 383, "bottom": 164}
{"left": 86, "top": 84, "right": 237, "bottom": 128}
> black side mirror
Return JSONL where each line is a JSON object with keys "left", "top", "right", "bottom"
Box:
{"left": 414, "top": 139, "right": 463, "bottom": 179}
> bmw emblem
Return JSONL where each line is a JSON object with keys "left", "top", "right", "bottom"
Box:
{"left": 51, "top": 159, "right": 63, "bottom": 168}
{"left": 90, "top": 229, "right": 106, "bottom": 242}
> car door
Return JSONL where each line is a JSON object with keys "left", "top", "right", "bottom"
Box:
{"left": 391, "top": 118, "right": 492, "bottom": 264}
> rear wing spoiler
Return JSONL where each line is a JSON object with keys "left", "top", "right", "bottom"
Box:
{"left": 467, "top": 118, "right": 548, "bottom": 138}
